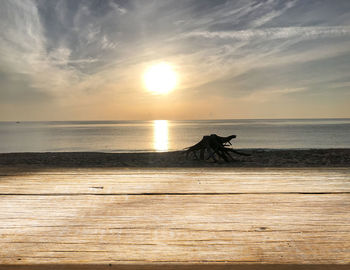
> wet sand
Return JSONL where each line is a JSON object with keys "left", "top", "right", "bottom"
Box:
{"left": 0, "top": 149, "right": 349, "bottom": 168}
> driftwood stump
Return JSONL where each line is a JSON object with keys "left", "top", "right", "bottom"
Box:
{"left": 185, "top": 134, "right": 249, "bottom": 162}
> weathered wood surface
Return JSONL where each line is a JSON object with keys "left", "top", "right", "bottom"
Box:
{"left": 0, "top": 168, "right": 349, "bottom": 268}
{"left": 1, "top": 168, "right": 349, "bottom": 194}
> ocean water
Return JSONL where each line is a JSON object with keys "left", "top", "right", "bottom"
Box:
{"left": 0, "top": 119, "right": 349, "bottom": 153}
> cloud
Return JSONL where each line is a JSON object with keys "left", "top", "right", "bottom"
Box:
{"left": 0, "top": 0, "right": 350, "bottom": 119}
{"left": 0, "top": 0, "right": 87, "bottom": 98}
{"left": 109, "top": 1, "right": 127, "bottom": 15}
{"left": 240, "top": 87, "right": 306, "bottom": 103}
{"left": 186, "top": 26, "right": 350, "bottom": 41}
{"left": 249, "top": 0, "right": 298, "bottom": 28}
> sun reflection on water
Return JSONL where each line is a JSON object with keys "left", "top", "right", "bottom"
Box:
{"left": 153, "top": 120, "right": 169, "bottom": 151}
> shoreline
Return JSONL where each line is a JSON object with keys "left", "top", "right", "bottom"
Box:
{"left": 0, "top": 149, "right": 349, "bottom": 168}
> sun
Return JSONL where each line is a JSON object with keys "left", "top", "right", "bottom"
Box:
{"left": 143, "top": 62, "right": 177, "bottom": 94}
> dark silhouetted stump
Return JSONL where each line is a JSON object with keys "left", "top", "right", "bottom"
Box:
{"left": 185, "top": 134, "right": 249, "bottom": 162}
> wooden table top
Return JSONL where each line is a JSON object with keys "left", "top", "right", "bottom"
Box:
{"left": 0, "top": 167, "right": 349, "bottom": 269}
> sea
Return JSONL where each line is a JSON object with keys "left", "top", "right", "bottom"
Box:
{"left": 0, "top": 119, "right": 350, "bottom": 153}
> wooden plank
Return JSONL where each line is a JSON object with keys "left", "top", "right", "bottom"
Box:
{"left": 0, "top": 193, "right": 349, "bottom": 264}
{"left": 0, "top": 168, "right": 349, "bottom": 267}
{"left": 1, "top": 265, "right": 350, "bottom": 270}
{"left": 0, "top": 168, "right": 349, "bottom": 194}
{"left": 1, "top": 167, "right": 349, "bottom": 175}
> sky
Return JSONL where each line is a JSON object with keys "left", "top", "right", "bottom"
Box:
{"left": 0, "top": 0, "right": 350, "bottom": 120}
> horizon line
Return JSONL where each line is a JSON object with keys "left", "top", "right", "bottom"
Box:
{"left": 1, "top": 117, "right": 350, "bottom": 123}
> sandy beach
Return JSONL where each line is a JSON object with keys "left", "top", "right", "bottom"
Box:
{"left": 0, "top": 149, "right": 349, "bottom": 168}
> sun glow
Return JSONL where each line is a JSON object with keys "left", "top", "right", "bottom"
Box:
{"left": 153, "top": 120, "right": 169, "bottom": 151}
{"left": 144, "top": 63, "right": 177, "bottom": 94}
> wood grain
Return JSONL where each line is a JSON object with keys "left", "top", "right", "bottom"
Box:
{"left": 0, "top": 168, "right": 349, "bottom": 268}
{"left": 0, "top": 168, "right": 349, "bottom": 194}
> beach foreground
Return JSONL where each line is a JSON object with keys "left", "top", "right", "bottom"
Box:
{"left": 0, "top": 149, "right": 350, "bottom": 168}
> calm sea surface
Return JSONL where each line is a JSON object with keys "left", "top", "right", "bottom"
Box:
{"left": 0, "top": 119, "right": 350, "bottom": 153}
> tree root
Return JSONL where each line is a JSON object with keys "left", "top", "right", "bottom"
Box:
{"left": 184, "top": 134, "right": 249, "bottom": 162}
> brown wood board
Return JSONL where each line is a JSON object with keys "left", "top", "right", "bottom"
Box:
{"left": 0, "top": 168, "right": 349, "bottom": 268}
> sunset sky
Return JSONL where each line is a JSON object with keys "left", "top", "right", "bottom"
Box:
{"left": 1, "top": 0, "right": 350, "bottom": 120}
